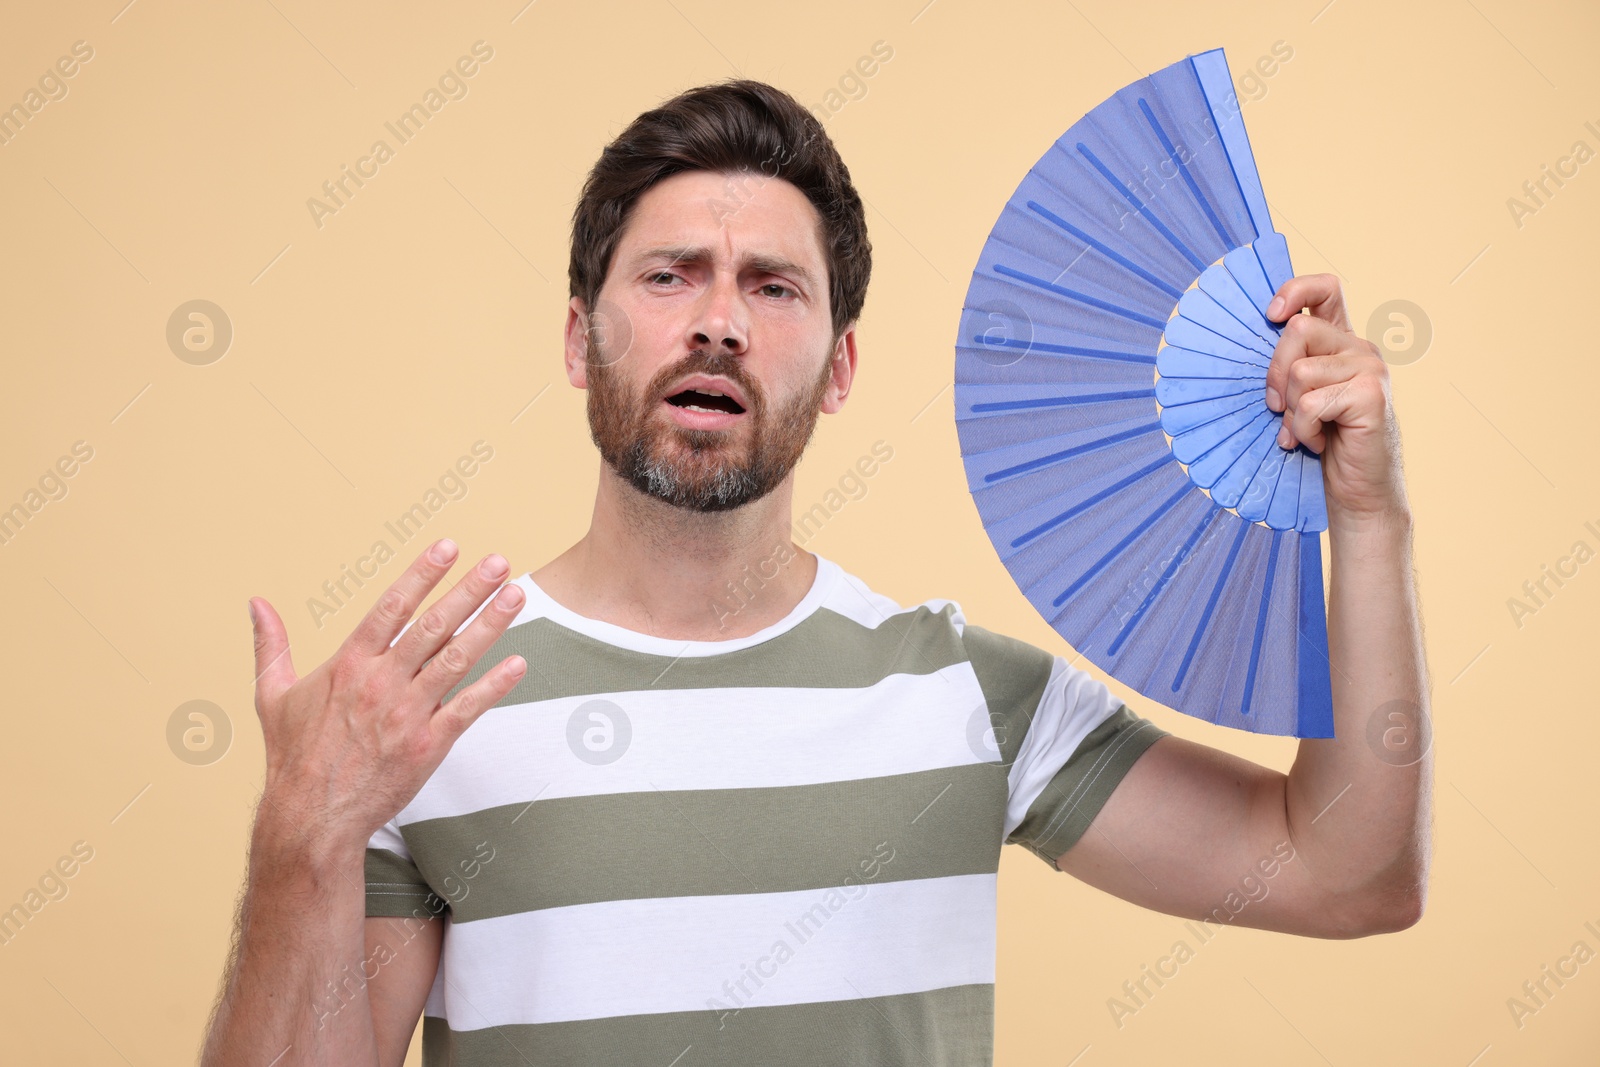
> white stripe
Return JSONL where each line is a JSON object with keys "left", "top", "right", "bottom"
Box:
{"left": 368, "top": 818, "right": 412, "bottom": 858}
{"left": 402, "top": 661, "right": 992, "bottom": 824}
{"left": 513, "top": 557, "right": 843, "bottom": 658}
{"left": 433, "top": 872, "right": 997, "bottom": 1030}
{"left": 1004, "top": 656, "right": 1124, "bottom": 839}
{"left": 826, "top": 567, "right": 956, "bottom": 631}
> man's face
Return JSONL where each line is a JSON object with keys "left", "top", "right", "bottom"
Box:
{"left": 569, "top": 168, "right": 853, "bottom": 512}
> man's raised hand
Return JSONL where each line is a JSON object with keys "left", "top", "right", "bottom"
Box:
{"left": 246, "top": 538, "right": 528, "bottom": 852}
{"left": 1263, "top": 274, "right": 1409, "bottom": 530}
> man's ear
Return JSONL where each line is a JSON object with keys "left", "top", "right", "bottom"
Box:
{"left": 564, "top": 297, "right": 590, "bottom": 389}
{"left": 820, "top": 322, "right": 859, "bottom": 415}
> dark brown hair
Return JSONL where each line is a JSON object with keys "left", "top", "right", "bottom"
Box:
{"left": 569, "top": 78, "right": 871, "bottom": 345}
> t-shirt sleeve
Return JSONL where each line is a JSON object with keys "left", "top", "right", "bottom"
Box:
{"left": 365, "top": 815, "right": 447, "bottom": 919}
{"left": 960, "top": 621, "right": 1169, "bottom": 870}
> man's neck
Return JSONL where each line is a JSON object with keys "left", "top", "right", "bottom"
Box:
{"left": 529, "top": 466, "right": 817, "bottom": 642}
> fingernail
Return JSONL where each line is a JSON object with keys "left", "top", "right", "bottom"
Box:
{"left": 1267, "top": 296, "right": 1285, "bottom": 318}
{"left": 482, "top": 554, "right": 508, "bottom": 578}
{"left": 1265, "top": 385, "right": 1283, "bottom": 411}
{"left": 1277, "top": 424, "right": 1292, "bottom": 448}
{"left": 247, "top": 599, "right": 256, "bottom": 626}
{"left": 431, "top": 538, "right": 458, "bottom": 564}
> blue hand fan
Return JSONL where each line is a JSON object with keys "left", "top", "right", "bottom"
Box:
{"left": 954, "top": 47, "right": 1334, "bottom": 738}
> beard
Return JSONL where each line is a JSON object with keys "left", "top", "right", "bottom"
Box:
{"left": 585, "top": 332, "right": 834, "bottom": 513}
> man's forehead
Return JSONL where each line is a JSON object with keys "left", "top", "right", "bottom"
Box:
{"left": 617, "top": 169, "right": 826, "bottom": 275}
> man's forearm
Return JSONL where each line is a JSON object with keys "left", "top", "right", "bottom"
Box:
{"left": 1283, "top": 505, "right": 1432, "bottom": 928}
{"left": 200, "top": 811, "right": 380, "bottom": 1067}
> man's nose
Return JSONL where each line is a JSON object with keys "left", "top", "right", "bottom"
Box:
{"left": 689, "top": 273, "right": 749, "bottom": 353}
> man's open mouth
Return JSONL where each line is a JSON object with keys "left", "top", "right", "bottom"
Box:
{"left": 664, "top": 389, "right": 747, "bottom": 415}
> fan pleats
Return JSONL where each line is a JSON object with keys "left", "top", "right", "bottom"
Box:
{"left": 954, "top": 47, "right": 1335, "bottom": 737}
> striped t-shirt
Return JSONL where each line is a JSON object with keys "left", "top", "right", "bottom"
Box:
{"left": 364, "top": 552, "right": 1168, "bottom": 1065}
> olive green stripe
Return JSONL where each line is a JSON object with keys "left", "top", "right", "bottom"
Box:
{"left": 954, "top": 623, "right": 1058, "bottom": 768}
{"left": 438, "top": 603, "right": 970, "bottom": 707}
{"left": 1008, "top": 706, "right": 1169, "bottom": 867}
{"left": 393, "top": 762, "right": 1009, "bottom": 923}
{"left": 422, "top": 982, "right": 994, "bottom": 1066}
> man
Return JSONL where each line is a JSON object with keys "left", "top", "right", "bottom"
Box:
{"left": 202, "top": 79, "right": 1430, "bottom": 1065}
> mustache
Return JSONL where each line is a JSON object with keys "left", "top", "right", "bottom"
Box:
{"left": 647, "top": 350, "right": 762, "bottom": 410}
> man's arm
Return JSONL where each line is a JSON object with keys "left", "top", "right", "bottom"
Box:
{"left": 367, "top": 915, "right": 444, "bottom": 1067}
{"left": 199, "top": 817, "right": 379, "bottom": 1066}
{"left": 1055, "top": 275, "right": 1432, "bottom": 940}
{"left": 200, "top": 542, "right": 527, "bottom": 1063}
{"left": 199, "top": 820, "right": 444, "bottom": 1067}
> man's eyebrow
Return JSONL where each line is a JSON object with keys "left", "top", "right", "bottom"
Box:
{"left": 631, "top": 244, "right": 817, "bottom": 289}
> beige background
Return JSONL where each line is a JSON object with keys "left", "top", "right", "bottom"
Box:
{"left": 1, "top": 0, "right": 1596, "bottom": 1062}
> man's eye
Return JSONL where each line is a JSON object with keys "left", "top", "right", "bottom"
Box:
{"left": 648, "top": 271, "right": 681, "bottom": 285}
{"left": 761, "top": 283, "right": 794, "bottom": 298}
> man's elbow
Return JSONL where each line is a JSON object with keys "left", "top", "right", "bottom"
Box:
{"left": 1329, "top": 879, "right": 1427, "bottom": 938}
{"left": 1373, "top": 882, "right": 1427, "bottom": 933}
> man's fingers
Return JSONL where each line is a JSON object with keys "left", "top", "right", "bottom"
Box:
{"left": 430, "top": 653, "right": 529, "bottom": 748}
{"left": 411, "top": 581, "right": 527, "bottom": 706}
{"left": 343, "top": 538, "right": 461, "bottom": 658}
{"left": 248, "top": 596, "right": 298, "bottom": 707}
{"left": 1280, "top": 350, "right": 1369, "bottom": 423}
{"left": 1283, "top": 377, "right": 1374, "bottom": 454}
{"left": 1266, "top": 272, "right": 1352, "bottom": 333}
{"left": 391, "top": 552, "right": 513, "bottom": 674}
{"left": 1265, "top": 313, "right": 1359, "bottom": 414}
